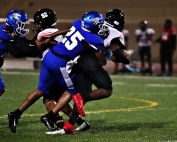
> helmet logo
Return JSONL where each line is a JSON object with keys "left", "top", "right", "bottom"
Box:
{"left": 12, "top": 13, "right": 21, "bottom": 19}
{"left": 114, "top": 21, "right": 119, "bottom": 26}
{"left": 93, "top": 17, "right": 101, "bottom": 25}
{"left": 41, "top": 12, "right": 48, "bottom": 19}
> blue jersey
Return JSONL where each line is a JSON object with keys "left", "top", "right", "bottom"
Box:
{"left": 0, "top": 24, "right": 13, "bottom": 57}
{"left": 53, "top": 20, "right": 104, "bottom": 60}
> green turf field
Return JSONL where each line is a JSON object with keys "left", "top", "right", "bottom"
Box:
{"left": 0, "top": 71, "right": 177, "bottom": 142}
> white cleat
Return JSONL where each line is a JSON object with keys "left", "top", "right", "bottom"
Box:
{"left": 45, "top": 129, "right": 66, "bottom": 135}
{"left": 75, "top": 120, "right": 90, "bottom": 131}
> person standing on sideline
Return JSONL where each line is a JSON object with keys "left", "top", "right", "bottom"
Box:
{"left": 135, "top": 21, "right": 155, "bottom": 75}
{"left": 155, "top": 19, "right": 176, "bottom": 76}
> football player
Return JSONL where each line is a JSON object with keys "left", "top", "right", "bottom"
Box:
{"left": 135, "top": 20, "right": 155, "bottom": 75}
{"left": 7, "top": 11, "right": 107, "bottom": 133}
{"left": 7, "top": 8, "right": 90, "bottom": 133}
{"left": 41, "top": 9, "right": 130, "bottom": 135}
{"left": 0, "top": 10, "right": 31, "bottom": 97}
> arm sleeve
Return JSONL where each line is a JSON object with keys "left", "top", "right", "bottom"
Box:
{"left": 13, "top": 36, "right": 40, "bottom": 57}
{"left": 110, "top": 37, "right": 125, "bottom": 49}
{"left": 2, "top": 40, "right": 27, "bottom": 58}
{"left": 155, "top": 36, "right": 161, "bottom": 43}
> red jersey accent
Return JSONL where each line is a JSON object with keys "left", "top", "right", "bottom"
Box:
{"left": 161, "top": 27, "right": 176, "bottom": 42}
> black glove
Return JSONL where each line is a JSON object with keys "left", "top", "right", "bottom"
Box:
{"left": 3, "top": 25, "right": 16, "bottom": 36}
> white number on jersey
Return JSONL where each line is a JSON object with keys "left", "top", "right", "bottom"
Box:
{"left": 62, "top": 26, "right": 84, "bottom": 50}
{"left": 41, "top": 12, "right": 48, "bottom": 19}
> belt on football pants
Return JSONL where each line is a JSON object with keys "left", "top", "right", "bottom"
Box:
{"left": 51, "top": 48, "right": 71, "bottom": 61}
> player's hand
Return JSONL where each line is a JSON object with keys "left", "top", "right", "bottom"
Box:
{"left": 39, "top": 35, "right": 52, "bottom": 42}
{"left": 3, "top": 25, "right": 17, "bottom": 37}
{"left": 35, "top": 39, "right": 57, "bottom": 50}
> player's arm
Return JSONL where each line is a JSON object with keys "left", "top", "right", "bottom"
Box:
{"left": 171, "top": 33, "right": 176, "bottom": 51}
{"left": 13, "top": 36, "right": 57, "bottom": 57}
{"left": 2, "top": 40, "right": 27, "bottom": 58}
{"left": 40, "top": 28, "right": 70, "bottom": 40}
{"left": 94, "top": 50, "right": 107, "bottom": 66}
{"left": 82, "top": 40, "right": 107, "bottom": 66}
{"left": 110, "top": 37, "right": 130, "bottom": 64}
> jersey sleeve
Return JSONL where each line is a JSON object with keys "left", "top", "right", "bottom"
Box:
{"left": 71, "top": 19, "right": 81, "bottom": 27}
{"left": 37, "top": 29, "right": 63, "bottom": 43}
{"left": 147, "top": 28, "right": 155, "bottom": 35}
{"left": 171, "top": 27, "right": 176, "bottom": 35}
{"left": 89, "top": 35, "right": 104, "bottom": 51}
{"left": 135, "top": 29, "right": 141, "bottom": 36}
{"left": 37, "top": 28, "right": 63, "bottom": 60}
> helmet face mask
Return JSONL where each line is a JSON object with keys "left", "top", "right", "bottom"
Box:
{"left": 6, "top": 10, "right": 29, "bottom": 37}
{"left": 81, "top": 11, "right": 105, "bottom": 36}
{"left": 32, "top": 8, "right": 57, "bottom": 34}
{"left": 105, "top": 9, "right": 125, "bottom": 31}
{"left": 98, "top": 24, "right": 110, "bottom": 39}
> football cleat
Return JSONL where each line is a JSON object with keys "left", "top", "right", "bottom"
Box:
{"left": 75, "top": 120, "right": 90, "bottom": 131}
{"left": 40, "top": 114, "right": 55, "bottom": 131}
{"left": 63, "top": 121, "right": 75, "bottom": 135}
{"left": 72, "top": 94, "right": 85, "bottom": 117}
{"left": 45, "top": 129, "right": 66, "bottom": 135}
{"left": 8, "top": 112, "right": 19, "bottom": 133}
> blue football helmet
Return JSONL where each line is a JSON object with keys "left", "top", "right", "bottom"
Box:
{"left": 81, "top": 11, "right": 106, "bottom": 37}
{"left": 6, "top": 10, "right": 29, "bottom": 37}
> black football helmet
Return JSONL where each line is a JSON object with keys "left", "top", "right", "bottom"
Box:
{"left": 105, "top": 9, "right": 125, "bottom": 31}
{"left": 32, "top": 8, "right": 57, "bottom": 33}
{"left": 139, "top": 20, "right": 148, "bottom": 31}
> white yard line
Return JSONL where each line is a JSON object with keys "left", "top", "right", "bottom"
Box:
{"left": 0, "top": 107, "right": 176, "bottom": 119}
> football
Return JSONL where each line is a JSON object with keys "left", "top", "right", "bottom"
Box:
{"left": 110, "top": 49, "right": 130, "bottom": 63}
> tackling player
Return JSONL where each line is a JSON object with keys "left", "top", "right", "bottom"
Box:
{"left": 0, "top": 10, "right": 32, "bottom": 97}
{"left": 7, "top": 8, "right": 90, "bottom": 133}
{"left": 7, "top": 11, "right": 107, "bottom": 133}
{"left": 40, "top": 9, "right": 130, "bottom": 135}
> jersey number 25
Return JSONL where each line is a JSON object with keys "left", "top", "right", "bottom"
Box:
{"left": 62, "top": 26, "right": 84, "bottom": 50}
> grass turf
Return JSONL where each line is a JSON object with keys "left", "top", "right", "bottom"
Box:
{"left": 0, "top": 71, "right": 177, "bottom": 142}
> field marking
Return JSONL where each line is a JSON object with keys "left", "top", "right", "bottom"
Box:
{"left": 146, "top": 84, "right": 177, "bottom": 87}
{"left": 1, "top": 71, "right": 177, "bottom": 80}
{"left": 0, "top": 97, "right": 158, "bottom": 118}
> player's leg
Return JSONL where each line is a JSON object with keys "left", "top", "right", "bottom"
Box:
{"left": 146, "top": 46, "right": 152, "bottom": 75}
{"left": 166, "top": 49, "right": 173, "bottom": 76}
{"left": 41, "top": 65, "right": 85, "bottom": 134}
{"left": 158, "top": 47, "right": 166, "bottom": 76}
{"left": 8, "top": 62, "right": 55, "bottom": 133}
{"left": 139, "top": 47, "right": 145, "bottom": 75}
{"left": 63, "top": 54, "right": 112, "bottom": 134}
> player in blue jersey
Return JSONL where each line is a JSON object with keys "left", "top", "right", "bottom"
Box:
{"left": 37, "top": 11, "right": 105, "bottom": 117}
{"left": 41, "top": 9, "right": 130, "bottom": 135}
{"left": 0, "top": 9, "right": 55, "bottom": 98}
{"left": 7, "top": 11, "right": 107, "bottom": 133}
{"left": 6, "top": 9, "right": 93, "bottom": 133}
{"left": 0, "top": 10, "right": 30, "bottom": 97}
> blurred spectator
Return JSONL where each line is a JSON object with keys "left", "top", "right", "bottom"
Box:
{"left": 155, "top": 19, "right": 176, "bottom": 76}
{"left": 112, "top": 28, "right": 129, "bottom": 74}
{"left": 135, "top": 21, "right": 155, "bottom": 75}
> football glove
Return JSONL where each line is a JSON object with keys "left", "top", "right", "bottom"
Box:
{"left": 3, "top": 25, "right": 17, "bottom": 37}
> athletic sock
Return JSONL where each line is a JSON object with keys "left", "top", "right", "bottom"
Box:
{"left": 76, "top": 117, "right": 84, "bottom": 125}
{"left": 15, "top": 109, "right": 22, "bottom": 118}
{"left": 82, "top": 93, "right": 92, "bottom": 102}
{"left": 48, "top": 110, "right": 58, "bottom": 121}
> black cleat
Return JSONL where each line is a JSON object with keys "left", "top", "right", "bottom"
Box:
{"left": 8, "top": 112, "right": 19, "bottom": 133}
{"left": 75, "top": 120, "right": 90, "bottom": 131}
{"left": 40, "top": 114, "right": 55, "bottom": 131}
